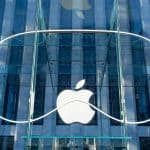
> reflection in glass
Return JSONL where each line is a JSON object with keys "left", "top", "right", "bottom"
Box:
{"left": 2, "top": 0, "right": 28, "bottom": 124}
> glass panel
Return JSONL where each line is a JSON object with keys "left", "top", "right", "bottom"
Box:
{"left": 23, "top": 137, "right": 129, "bottom": 149}
{"left": 0, "top": 136, "right": 14, "bottom": 150}
{"left": 2, "top": 0, "right": 28, "bottom": 125}
{"left": 140, "top": 137, "right": 150, "bottom": 150}
{"left": 107, "top": 37, "right": 120, "bottom": 125}
{"left": 0, "top": 0, "right": 5, "bottom": 36}
{"left": 1, "top": 0, "right": 150, "bottom": 149}
{"left": 57, "top": 34, "right": 72, "bottom": 124}
{"left": 128, "top": 0, "right": 150, "bottom": 123}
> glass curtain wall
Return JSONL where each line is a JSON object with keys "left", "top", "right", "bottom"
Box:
{"left": 128, "top": 0, "right": 150, "bottom": 123}
{"left": 2, "top": 0, "right": 28, "bottom": 125}
{"left": 106, "top": 0, "right": 127, "bottom": 148}
{"left": 27, "top": 0, "right": 51, "bottom": 148}
{"left": 1, "top": 0, "right": 148, "bottom": 149}
{"left": 32, "top": 0, "right": 50, "bottom": 125}
{"left": 83, "top": 0, "right": 97, "bottom": 125}
{"left": 105, "top": 0, "right": 121, "bottom": 125}
{"left": 0, "top": 136, "right": 14, "bottom": 150}
{"left": 0, "top": 0, "right": 5, "bottom": 36}
{"left": 56, "top": 2, "right": 72, "bottom": 125}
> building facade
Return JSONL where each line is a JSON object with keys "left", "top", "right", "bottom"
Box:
{"left": 0, "top": 0, "right": 150, "bottom": 149}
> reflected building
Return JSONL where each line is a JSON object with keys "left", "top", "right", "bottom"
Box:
{"left": 0, "top": 0, "right": 150, "bottom": 150}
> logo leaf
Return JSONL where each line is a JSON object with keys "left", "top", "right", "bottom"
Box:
{"left": 75, "top": 79, "right": 85, "bottom": 90}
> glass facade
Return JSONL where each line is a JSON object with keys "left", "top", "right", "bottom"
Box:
{"left": 0, "top": 136, "right": 14, "bottom": 150}
{"left": 140, "top": 137, "right": 150, "bottom": 150}
{"left": 0, "top": 0, "right": 150, "bottom": 149}
{"left": 128, "top": 0, "right": 150, "bottom": 123}
{"left": 0, "top": 0, "right": 5, "bottom": 36}
{"left": 2, "top": 0, "right": 28, "bottom": 125}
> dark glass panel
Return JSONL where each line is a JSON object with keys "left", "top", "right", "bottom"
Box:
{"left": 0, "top": 136, "right": 14, "bottom": 150}
{"left": 2, "top": 0, "right": 28, "bottom": 125}
{"left": 41, "top": 0, "right": 51, "bottom": 28}
{"left": 107, "top": 41, "right": 120, "bottom": 125}
{"left": 105, "top": 0, "right": 115, "bottom": 29}
{"left": 33, "top": 35, "right": 47, "bottom": 125}
{"left": 56, "top": 3, "right": 72, "bottom": 124}
{"left": 82, "top": 0, "right": 97, "bottom": 125}
{"left": 0, "top": 0, "right": 5, "bottom": 35}
{"left": 140, "top": 137, "right": 150, "bottom": 150}
{"left": 128, "top": 0, "right": 150, "bottom": 123}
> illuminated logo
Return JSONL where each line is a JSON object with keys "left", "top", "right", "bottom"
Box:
{"left": 60, "top": 0, "right": 91, "bottom": 19}
{"left": 56, "top": 79, "right": 95, "bottom": 124}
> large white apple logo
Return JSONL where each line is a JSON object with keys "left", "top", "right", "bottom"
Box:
{"left": 59, "top": 0, "right": 91, "bottom": 19}
{"left": 57, "top": 79, "right": 95, "bottom": 124}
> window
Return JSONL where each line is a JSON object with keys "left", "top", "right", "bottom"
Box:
{"left": 0, "top": 136, "right": 14, "bottom": 150}
{"left": 140, "top": 137, "right": 150, "bottom": 150}
{"left": 131, "top": 38, "right": 150, "bottom": 122}
{"left": 128, "top": 0, "right": 150, "bottom": 123}
{"left": 27, "top": 138, "right": 53, "bottom": 149}
{"left": 2, "top": 75, "right": 19, "bottom": 125}
{"left": 57, "top": 34, "right": 72, "bottom": 125}
{"left": 41, "top": 0, "right": 51, "bottom": 28}
{"left": 82, "top": 1, "right": 97, "bottom": 125}
{"left": 114, "top": 148, "right": 126, "bottom": 150}
{"left": 58, "top": 138, "right": 95, "bottom": 149}
{"left": 32, "top": 1, "right": 51, "bottom": 125}
{"left": 33, "top": 33, "right": 47, "bottom": 125}
{"left": 105, "top": 0, "right": 115, "bottom": 29}
{"left": 58, "top": 138, "right": 70, "bottom": 149}
{"left": 0, "top": 0, "right": 5, "bottom": 35}
{"left": 2, "top": 0, "right": 28, "bottom": 125}
{"left": 105, "top": 1, "right": 121, "bottom": 125}
{"left": 56, "top": 5, "right": 72, "bottom": 124}
{"left": 107, "top": 40, "right": 121, "bottom": 126}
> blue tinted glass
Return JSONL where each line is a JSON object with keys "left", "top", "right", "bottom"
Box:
{"left": 2, "top": 0, "right": 28, "bottom": 125}
{"left": 129, "top": 1, "right": 150, "bottom": 122}
{"left": 33, "top": 3, "right": 50, "bottom": 124}
{"left": 0, "top": 136, "right": 14, "bottom": 149}
{"left": 0, "top": 0, "right": 5, "bottom": 35}
{"left": 33, "top": 42, "right": 47, "bottom": 125}
{"left": 105, "top": 2, "right": 120, "bottom": 124}
{"left": 83, "top": 65, "right": 96, "bottom": 74}
{"left": 57, "top": 4, "right": 72, "bottom": 124}
{"left": 41, "top": 0, "right": 51, "bottom": 28}
{"left": 3, "top": 80, "right": 19, "bottom": 124}
{"left": 82, "top": 2, "right": 97, "bottom": 124}
{"left": 128, "top": 0, "right": 142, "bottom": 33}
{"left": 60, "top": 3, "right": 72, "bottom": 29}
{"left": 140, "top": 137, "right": 150, "bottom": 150}
{"left": 12, "top": 0, "right": 28, "bottom": 34}
{"left": 83, "top": 0, "right": 95, "bottom": 29}
{"left": 107, "top": 38, "right": 120, "bottom": 125}
{"left": 131, "top": 39, "right": 150, "bottom": 122}
{"left": 83, "top": 50, "right": 96, "bottom": 64}
{"left": 105, "top": 0, "right": 114, "bottom": 29}
{"left": 59, "top": 48, "right": 71, "bottom": 64}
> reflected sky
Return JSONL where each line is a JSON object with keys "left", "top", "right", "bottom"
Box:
{"left": 60, "top": 0, "right": 92, "bottom": 19}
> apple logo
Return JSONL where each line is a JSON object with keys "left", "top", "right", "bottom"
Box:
{"left": 56, "top": 79, "right": 95, "bottom": 124}
{"left": 59, "top": 0, "right": 91, "bottom": 19}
